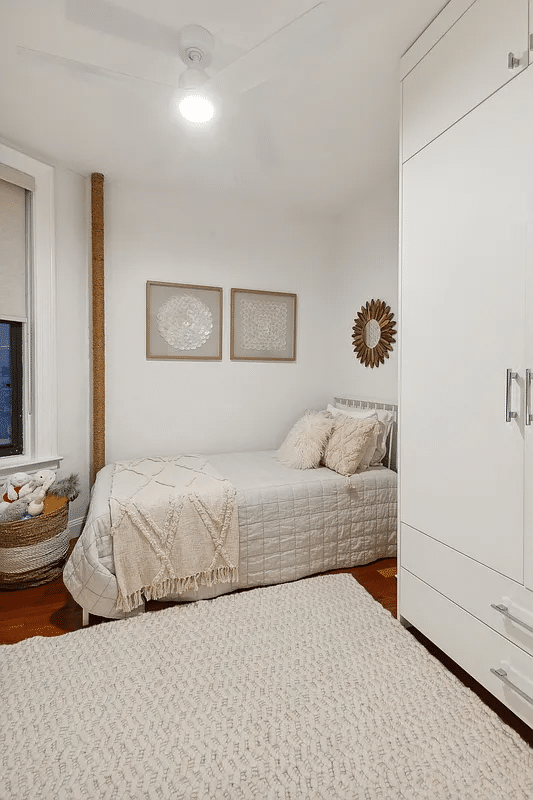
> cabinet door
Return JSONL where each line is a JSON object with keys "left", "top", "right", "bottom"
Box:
{"left": 400, "top": 68, "right": 532, "bottom": 582}
{"left": 524, "top": 167, "right": 533, "bottom": 592}
{"left": 402, "top": 0, "right": 528, "bottom": 162}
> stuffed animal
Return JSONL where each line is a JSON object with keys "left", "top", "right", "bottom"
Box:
{"left": 27, "top": 488, "right": 46, "bottom": 517}
{"left": 18, "top": 469, "right": 56, "bottom": 499}
{"left": 0, "top": 496, "right": 32, "bottom": 523}
{"left": 0, "top": 469, "right": 78, "bottom": 523}
{"left": 1, "top": 472, "right": 34, "bottom": 502}
{"left": 47, "top": 473, "right": 80, "bottom": 502}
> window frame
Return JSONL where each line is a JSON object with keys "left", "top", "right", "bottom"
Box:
{"left": 0, "top": 144, "right": 60, "bottom": 478}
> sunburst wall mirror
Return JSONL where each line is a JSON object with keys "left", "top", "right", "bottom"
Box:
{"left": 352, "top": 299, "right": 396, "bottom": 368}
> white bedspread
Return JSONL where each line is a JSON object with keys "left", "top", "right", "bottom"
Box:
{"left": 63, "top": 451, "right": 397, "bottom": 619}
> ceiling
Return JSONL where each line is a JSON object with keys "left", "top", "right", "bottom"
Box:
{"left": 0, "top": 0, "right": 448, "bottom": 214}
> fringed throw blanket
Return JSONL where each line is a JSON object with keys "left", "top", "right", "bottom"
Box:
{"left": 110, "top": 456, "right": 239, "bottom": 612}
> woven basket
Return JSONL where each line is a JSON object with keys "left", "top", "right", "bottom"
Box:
{"left": 0, "top": 496, "right": 70, "bottom": 589}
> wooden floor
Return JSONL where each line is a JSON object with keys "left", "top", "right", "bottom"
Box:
{"left": 1, "top": 548, "right": 532, "bottom": 747}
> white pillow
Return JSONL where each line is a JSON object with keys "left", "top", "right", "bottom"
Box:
{"left": 322, "top": 416, "right": 380, "bottom": 477}
{"left": 369, "top": 410, "right": 394, "bottom": 465}
{"left": 332, "top": 403, "right": 394, "bottom": 467}
{"left": 327, "top": 405, "right": 378, "bottom": 472}
{"left": 278, "top": 411, "right": 334, "bottom": 470}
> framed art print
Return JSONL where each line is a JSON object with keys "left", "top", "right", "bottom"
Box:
{"left": 230, "top": 288, "right": 297, "bottom": 361}
{"left": 146, "top": 281, "right": 222, "bottom": 360}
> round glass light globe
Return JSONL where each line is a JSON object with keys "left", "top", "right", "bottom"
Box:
{"left": 178, "top": 94, "right": 215, "bottom": 123}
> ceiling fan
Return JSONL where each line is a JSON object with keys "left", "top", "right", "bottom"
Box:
{"left": 16, "top": 0, "right": 341, "bottom": 168}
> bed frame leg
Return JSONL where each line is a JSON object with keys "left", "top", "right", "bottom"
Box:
{"left": 82, "top": 608, "right": 89, "bottom": 627}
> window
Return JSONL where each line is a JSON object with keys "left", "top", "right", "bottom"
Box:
{"left": 0, "top": 145, "right": 59, "bottom": 476}
{"left": 0, "top": 321, "right": 23, "bottom": 456}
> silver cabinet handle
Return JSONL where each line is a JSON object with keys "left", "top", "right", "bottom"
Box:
{"left": 506, "top": 369, "right": 518, "bottom": 422}
{"left": 508, "top": 52, "right": 521, "bottom": 70}
{"left": 526, "top": 369, "right": 532, "bottom": 426}
{"left": 491, "top": 603, "right": 533, "bottom": 635}
{"left": 490, "top": 668, "right": 533, "bottom": 706}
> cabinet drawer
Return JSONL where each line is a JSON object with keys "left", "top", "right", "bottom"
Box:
{"left": 400, "top": 568, "right": 533, "bottom": 728}
{"left": 402, "top": 0, "right": 528, "bottom": 162}
{"left": 401, "top": 523, "right": 533, "bottom": 657}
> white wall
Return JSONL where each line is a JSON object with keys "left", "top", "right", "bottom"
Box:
{"left": 54, "top": 168, "right": 90, "bottom": 534}
{"left": 328, "top": 172, "right": 399, "bottom": 404}
{"left": 105, "top": 184, "right": 336, "bottom": 463}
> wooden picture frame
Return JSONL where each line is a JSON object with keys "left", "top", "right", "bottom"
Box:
{"left": 146, "top": 281, "right": 222, "bottom": 360}
{"left": 230, "top": 288, "right": 297, "bottom": 362}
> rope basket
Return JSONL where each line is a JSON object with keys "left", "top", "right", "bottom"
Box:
{"left": 0, "top": 497, "right": 70, "bottom": 589}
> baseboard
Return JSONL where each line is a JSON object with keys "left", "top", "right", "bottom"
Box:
{"left": 68, "top": 516, "right": 85, "bottom": 540}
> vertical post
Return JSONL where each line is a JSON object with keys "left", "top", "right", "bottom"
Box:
{"left": 91, "top": 173, "right": 105, "bottom": 484}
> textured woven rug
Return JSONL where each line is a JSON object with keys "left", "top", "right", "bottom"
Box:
{"left": 1, "top": 574, "right": 533, "bottom": 799}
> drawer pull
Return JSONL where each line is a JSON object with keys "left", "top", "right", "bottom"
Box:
{"left": 491, "top": 604, "right": 533, "bottom": 635}
{"left": 490, "top": 668, "right": 533, "bottom": 707}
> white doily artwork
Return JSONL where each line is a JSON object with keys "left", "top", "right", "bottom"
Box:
{"left": 241, "top": 298, "right": 288, "bottom": 351}
{"left": 156, "top": 294, "right": 213, "bottom": 351}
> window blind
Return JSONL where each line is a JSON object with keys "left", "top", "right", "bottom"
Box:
{"left": 0, "top": 164, "right": 35, "bottom": 192}
{"left": 0, "top": 178, "right": 27, "bottom": 319}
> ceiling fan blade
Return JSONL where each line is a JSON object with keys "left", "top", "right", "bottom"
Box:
{"left": 206, "top": 2, "right": 335, "bottom": 97}
{"left": 66, "top": 0, "right": 245, "bottom": 71}
{"left": 16, "top": 46, "right": 175, "bottom": 89}
{"left": 66, "top": 0, "right": 179, "bottom": 56}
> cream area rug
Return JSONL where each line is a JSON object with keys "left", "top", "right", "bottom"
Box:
{"left": 2, "top": 575, "right": 533, "bottom": 799}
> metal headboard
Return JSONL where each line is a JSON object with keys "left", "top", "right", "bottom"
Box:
{"left": 333, "top": 397, "right": 398, "bottom": 471}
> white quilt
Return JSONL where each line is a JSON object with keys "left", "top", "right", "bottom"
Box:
{"left": 63, "top": 450, "right": 397, "bottom": 619}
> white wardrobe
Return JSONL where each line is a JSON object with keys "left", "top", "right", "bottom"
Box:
{"left": 399, "top": 0, "right": 533, "bottom": 728}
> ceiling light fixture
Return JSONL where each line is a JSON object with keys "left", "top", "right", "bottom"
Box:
{"left": 176, "top": 26, "right": 216, "bottom": 125}
{"left": 178, "top": 93, "right": 215, "bottom": 124}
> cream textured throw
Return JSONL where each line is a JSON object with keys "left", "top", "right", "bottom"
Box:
{"left": 110, "top": 456, "right": 239, "bottom": 612}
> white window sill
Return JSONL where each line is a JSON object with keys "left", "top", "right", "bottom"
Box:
{"left": 0, "top": 455, "right": 63, "bottom": 479}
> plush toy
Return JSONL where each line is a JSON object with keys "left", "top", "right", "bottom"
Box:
{"left": 0, "top": 496, "right": 32, "bottom": 523}
{"left": 47, "top": 473, "right": 80, "bottom": 502}
{"left": 18, "top": 469, "right": 56, "bottom": 499}
{"left": 27, "top": 488, "right": 46, "bottom": 517}
{"left": 0, "top": 469, "right": 78, "bottom": 523}
{"left": 1, "top": 472, "right": 34, "bottom": 502}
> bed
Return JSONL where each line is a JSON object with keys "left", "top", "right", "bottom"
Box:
{"left": 63, "top": 399, "right": 397, "bottom": 622}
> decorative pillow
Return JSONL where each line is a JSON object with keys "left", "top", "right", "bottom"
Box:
{"left": 326, "top": 405, "right": 378, "bottom": 472}
{"left": 323, "top": 416, "right": 380, "bottom": 477}
{"left": 333, "top": 404, "right": 394, "bottom": 466}
{"left": 277, "top": 411, "right": 334, "bottom": 470}
{"left": 369, "top": 410, "right": 394, "bottom": 465}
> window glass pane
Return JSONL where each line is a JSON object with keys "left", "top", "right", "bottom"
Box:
{"left": 0, "top": 321, "right": 12, "bottom": 445}
{"left": 0, "top": 320, "right": 23, "bottom": 455}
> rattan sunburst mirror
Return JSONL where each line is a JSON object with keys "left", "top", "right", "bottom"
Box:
{"left": 352, "top": 299, "right": 396, "bottom": 368}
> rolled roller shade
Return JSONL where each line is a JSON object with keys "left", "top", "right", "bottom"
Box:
{"left": 0, "top": 164, "right": 35, "bottom": 192}
{"left": 0, "top": 177, "right": 27, "bottom": 320}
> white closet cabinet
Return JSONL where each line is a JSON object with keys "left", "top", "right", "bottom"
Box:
{"left": 402, "top": 70, "right": 528, "bottom": 581}
{"left": 400, "top": 0, "right": 533, "bottom": 727}
{"left": 402, "top": 0, "right": 528, "bottom": 162}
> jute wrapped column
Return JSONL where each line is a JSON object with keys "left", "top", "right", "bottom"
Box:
{"left": 91, "top": 173, "right": 105, "bottom": 484}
